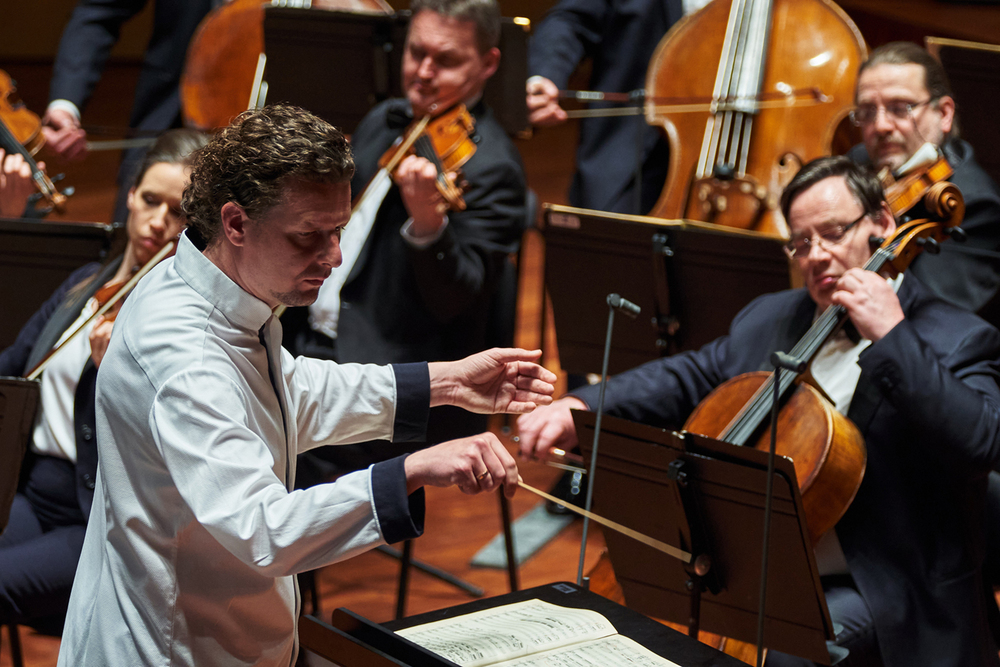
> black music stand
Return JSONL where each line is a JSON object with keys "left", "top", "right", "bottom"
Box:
{"left": 262, "top": 7, "right": 529, "bottom": 136}
{"left": 299, "top": 611, "right": 460, "bottom": 667}
{"left": 542, "top": 204, "right": 791, "bottom": 376}
{"left": 0, "top": 217, "right": 121, "bottom": 351}
{"left": 573, "top": 411, "right": 837, "bottom": 664}
{"left": 376, "top": 581, "right": 748, "bottom": 666}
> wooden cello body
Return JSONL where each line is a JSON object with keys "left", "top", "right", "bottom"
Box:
{"left": 180, "top": 0, "right": 393, "bottom": 131}
{"left": 645, "top": 0, "right": 866, "bottom": 236}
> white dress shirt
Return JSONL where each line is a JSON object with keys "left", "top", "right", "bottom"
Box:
{"left": 58, "top": 233, "right": 427, "bottom": 667}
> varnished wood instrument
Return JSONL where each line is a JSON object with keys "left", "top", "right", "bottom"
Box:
{"left": 644, "top": 0, "right": 866, "bottom": 236}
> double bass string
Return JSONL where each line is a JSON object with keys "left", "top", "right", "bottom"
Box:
{"left": 700, "top": 0, "right": 774, "bottom": 180}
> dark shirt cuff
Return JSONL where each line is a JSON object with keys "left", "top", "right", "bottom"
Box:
{"left": 391, "top": 363, "right": 430, "bottom": 442}
{"left": 371, "top": 454, "right": 425, "bottom": 544}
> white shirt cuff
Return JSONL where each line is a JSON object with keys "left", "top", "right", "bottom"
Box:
{"left": 400, "top": 216, "right": 449, "bottom": 248}
{"left": 47, "top": 99, "right": 81, "bottom": 122}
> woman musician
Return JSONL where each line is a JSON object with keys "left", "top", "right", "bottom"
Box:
{"left": 0, "top": 128, "right": 206, "bottom": 632}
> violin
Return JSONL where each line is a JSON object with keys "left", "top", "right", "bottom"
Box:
{"left": 880, "top": 142, "right": 965, "bottom": 226}
{"left": 353, "top": 104, "right": 477, "bottom": 215}
{"left": 0, "top": 70, "right": 71, "bottom": 214}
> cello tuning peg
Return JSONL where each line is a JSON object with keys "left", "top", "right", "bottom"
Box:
{"left": 944, "top": 226, "right": 968, "bottom": 243}
{"left": 916, "top": 237, "right": 941, "bottom": 254}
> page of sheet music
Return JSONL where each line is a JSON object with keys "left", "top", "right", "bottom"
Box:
{"left": 395, "top": 599, "right": 617, "bottom": 667}
{"left": 491, "top": 635, "right": 682, "bottom": 667}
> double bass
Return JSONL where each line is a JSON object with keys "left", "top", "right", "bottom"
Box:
{"left": 645, "top": 0, "right": 866, "bottom": 236}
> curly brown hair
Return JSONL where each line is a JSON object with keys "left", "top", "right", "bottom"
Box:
{"left": 182, "top": 104, "right": 354, "bottom": 249}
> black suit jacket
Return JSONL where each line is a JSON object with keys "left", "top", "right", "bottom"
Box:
{"left": 0, "top": 260, "right": 121, "bottom": 518}
{"left": 575, "top": 278, "right": 1000, "bottom": 666}
{"left": 529, "top": 0, "right": 684, "bottom": 214}
{"left": 849, "top": 139, "right": 1000, "bottom": 326}
{"left": 49, "top": 0, "right": 214, "bottom": 134}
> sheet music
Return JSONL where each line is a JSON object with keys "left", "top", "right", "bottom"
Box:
{"left": 396, "top": 599, "right": 676, "bottom": 667}
{"left": 491, "top": 635, "right": 682, "bottom": 667}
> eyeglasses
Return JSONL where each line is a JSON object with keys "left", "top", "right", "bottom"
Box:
{"left": 783, "top": 212, "right": 868, "bottom": 259}
{"left": 849, "top": 99, "right": 935, "bottom": 127}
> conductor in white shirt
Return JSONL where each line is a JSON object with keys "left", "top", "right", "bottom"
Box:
{"left": 56, "top": 103, "right": 556, "bottom": 667}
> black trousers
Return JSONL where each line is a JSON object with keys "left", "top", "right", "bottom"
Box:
{"left": 0, "top": 454, "right": 87, "bottom": 632}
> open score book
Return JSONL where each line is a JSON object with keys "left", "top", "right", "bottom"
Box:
{"left": 395, "top": 599, "right": 682, "bottom": 667}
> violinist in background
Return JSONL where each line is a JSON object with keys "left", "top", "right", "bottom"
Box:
{"left": 518, "top": 156, "right": 1000, "bottom": 667}
{"left": 526, "top": 0, "right": 708, "bottom": 215}
{"left": 0, "top": 147, "right": 39, "bottom": 217}
{"left": 43, "top": 0, "right": 215, "bottom": 223}
{"left": 283, "top": 0, "right": 527, "bottom": 475}
{"left": 0, "top": 129, "right": 206, "bottom": 634}
{"left": 847, "top": 41, "right": 1000, "bottom": 323}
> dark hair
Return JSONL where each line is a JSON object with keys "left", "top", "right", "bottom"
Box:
{"left": 133, "top": 128, "right": 209, "bottom": 189}
{"left": 182, "top": 104, "right": 354, "bottom": 249}
{"left": 780, "top": 156, "right": 886, "bottom": 223}
{"left": 858, "top": 41, "right": 959, "bottom": 137}
{"left": 410, "top": 0, "right": 501, "bottom": 53}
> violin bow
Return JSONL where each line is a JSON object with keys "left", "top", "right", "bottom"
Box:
{"left": 25, "top": 241, "right": 176, "bottom": 381}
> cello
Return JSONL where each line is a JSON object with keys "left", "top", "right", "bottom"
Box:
{"left": 644, "top": 0, "right": 866, "bottom": 236}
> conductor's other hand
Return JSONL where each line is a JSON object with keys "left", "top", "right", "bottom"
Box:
{"left": 526, "top": 76, "right": 567, "bottom": 127}
{"left": 0, "top": 149, "right": 37, "bottom": 217}
{"left": 405, "top": 431, "right": 518, "bottom": 498}
{"left": 516, "top": 396, "right": 586, "bottom": 460}
{"left": 428, "top": 348, "right": 557, "bottom": 414}
{"left": 41, "top": 107, "right": 88, "bottom": 162}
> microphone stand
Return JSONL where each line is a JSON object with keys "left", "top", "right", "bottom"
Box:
{"left": 755, "top": 351, "right": 806, "bottom": 667}
{"left": 577, "top": 293, "right": 640, "bottom": 586}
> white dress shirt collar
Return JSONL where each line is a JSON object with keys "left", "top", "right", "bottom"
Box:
{"left": 174, "top": 231, "right": 274, "bottom": 332}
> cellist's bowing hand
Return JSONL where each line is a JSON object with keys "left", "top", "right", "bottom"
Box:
{"left": 428, "top": 348, "right": 557, "bottom": 415}
{"left": 404, "top": 431, "right": 519, "bottom": 498}
{"left": 89, "top": 314, "right": 115, "bottom": 369}
{"left": 395, "top": 154, "right": 447, "bottom": 236}
{"left": 526, "top": 76, "right": 567, "bottom": 127}
{"left": 831, "top": 268, "right": 904, "bottom": 342}
{"left": 516, "top": 396, "right": 587, "bottom": 461}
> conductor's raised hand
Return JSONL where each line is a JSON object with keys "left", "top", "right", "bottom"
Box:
{"left": 428, "top": 348, "right": 557, "bottom": 414}
{"left": 404, "top": 431, "right": 519, "bottom": 498}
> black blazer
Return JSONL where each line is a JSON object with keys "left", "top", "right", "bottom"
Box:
{"left": 575, "top": 277, "right": 1000, "bottom": 666}
{"left": 0, "top": 260, "right": 121, "bottom": 518}
{"left": 529, "top": 0, "right": 684, "bottom": 214}
{"left": 48, "top": 0, "right": 214, "bottom": 134}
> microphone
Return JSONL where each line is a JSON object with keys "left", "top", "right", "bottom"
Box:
{"left": 606, "top": 293, "right": 641, "bottom": 319}
{"left": 770, "top": 351, "right": 806, "bottom": 374}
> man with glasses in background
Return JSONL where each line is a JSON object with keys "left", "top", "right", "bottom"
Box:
{"left": 847, "top": 41, "right": 1000, "bottom": 323}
